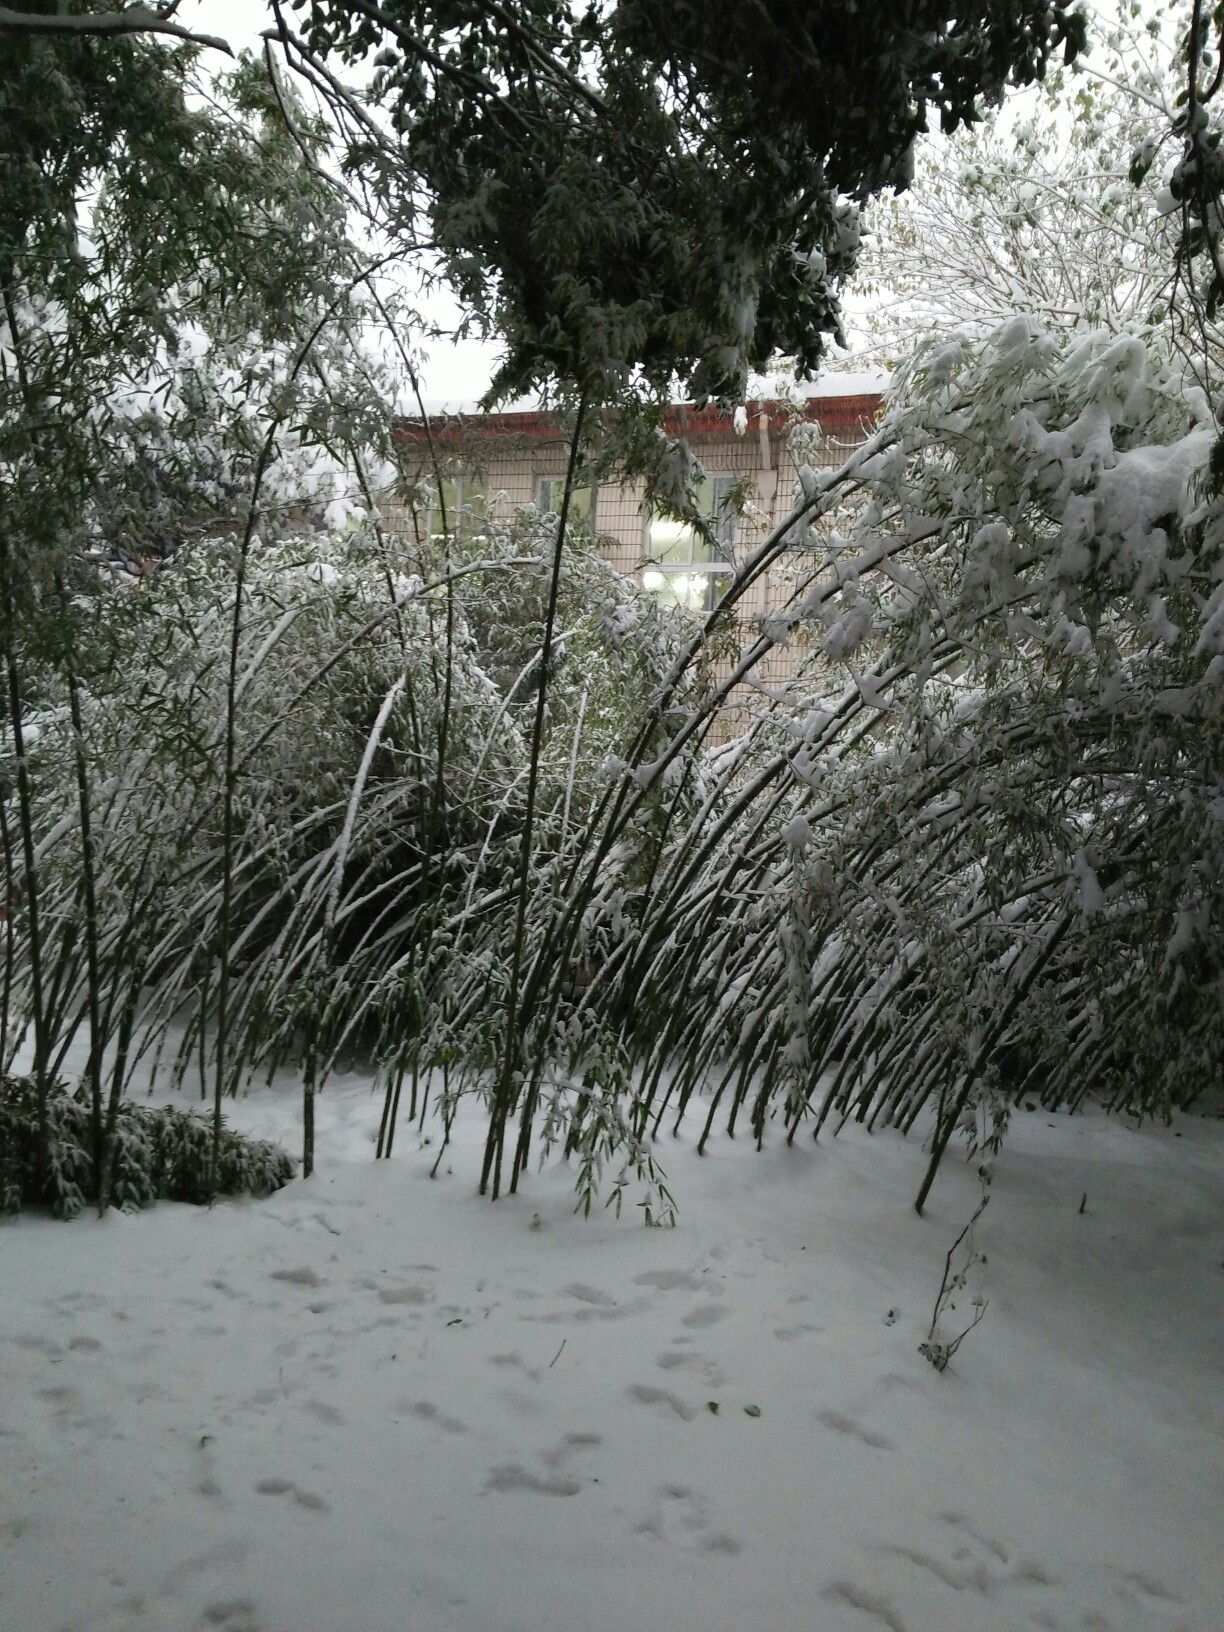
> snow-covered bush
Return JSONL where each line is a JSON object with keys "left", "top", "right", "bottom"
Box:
{"left": 0, "top": 34, "right": 419, "bottom": 1204}
{"left": 467, "top": 6, "right": 1224, "bottom": 1212}
{"left": 0, "top": 1074, "right": 293, "bottom": 1219}
{"left": 852, "top": 0, "right": 1182, "bottom": 358}
{"left": 10, "top": 2, "right": 1221, "bottom": 1222}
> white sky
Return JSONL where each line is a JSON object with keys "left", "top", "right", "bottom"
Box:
{"left": 181, "top": 0, "right": 501, "bottom": 407}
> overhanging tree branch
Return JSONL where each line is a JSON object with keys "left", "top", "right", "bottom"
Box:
{"left": 0, "top": 4, "right": 234, "bottom": 55}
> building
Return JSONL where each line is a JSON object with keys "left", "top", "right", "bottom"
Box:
{"left": 392, "top": 381, "right": 883, "bottom": 696}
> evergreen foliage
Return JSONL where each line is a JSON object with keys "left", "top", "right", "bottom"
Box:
{"left": 290, "top": 0, "right": 1086, "bottom": 406}
{"left": 0, "top": 1073, "right": 294, "bottom": 1219}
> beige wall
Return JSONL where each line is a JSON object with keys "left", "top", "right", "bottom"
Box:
{"left": 387, "top": 406, "right": 877, "bottom": 716}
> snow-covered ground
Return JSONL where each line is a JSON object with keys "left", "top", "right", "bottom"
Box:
{"left": 2, "top": 1073, "right": 1221, "bottom": 1632}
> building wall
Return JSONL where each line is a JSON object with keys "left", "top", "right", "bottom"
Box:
{"left": 388, "top": 397, "right": 880, "bottom": 712}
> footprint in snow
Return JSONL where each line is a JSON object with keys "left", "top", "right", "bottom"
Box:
{"left": 1120, "top": 1570, "right": 1184, "bottom": 1605}
{"left": 633, "top": 1484, "right": 742, "bottom": 1554}
{"left": 540, "top": 1431, "right": 602, "bottom": 1468}
{"left": 563, "top": 1282, "right": 617, "bottom": 1306}
{"left": 378, "top": 1285, "right": 431, "bottom": 1306}
{"left": 10, "top": 1333, "right": 65, "bottom": 1357}
{"left": 524, "top": 1295, "right": 646, "bottom": 1325}
{"left": 485, "top": 1463, "right": 581, "bottom": 1497}
{"left": 401, "top": 1400, "right": 468, "bottom": 1435}
{"left": 254, "top": 1477, "right": 329, "bottom": 1511}
{"left": 487, "top": 1350, "right": 541, "bottom": 1381}
{"left": 909, "top": 1514, "right": 1060, "bottom": 1596}
{"left": 205, "top": 1278, "right": 244, "bottom": 1300}
{"left": 680, "top": 1302, "right": 729, "bottom": 1330}
{"left": 880, "top": 1542, "right": 997, "bottom": 1595}
{"left": 656, "top": 1349, "right": 725, "bottom": 1386}
{"left": 939, "top": 1510, "right": 1010, "bottom": 1564}
{"left": 304, "top": 1398, "right": 345, "bottom": 1426}
{"left": 774, "top": 1322, "right": 823, "bottom": 1342}
{"left": 633, "top": 1269, "right": 703, "bottom": 1292}
{"left": 823, "top": 1580, "right": 909, "bottom": 1632}
{"left": 37, "top": 1383, "right": 110, "bottom": 1432}
{"left": 268, "top": 1267, "right": 324, "bottom": 1288}
{"left": 493, "top": 1386, "right": 544, "bottom": 1420}
{"left": 816, "top": 1409, "right": 894, "bottom": 1450}
{"left": 54, "top": 1289, "right": 106, "bottom": 1312}
{"left": 202, "top": 1599, "right": 262, "bottom": 1632}
{"left": 626, "top": 1383, "right": 695, "bottom": 1420}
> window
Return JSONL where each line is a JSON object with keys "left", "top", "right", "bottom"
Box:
{"left": 642, "top": 473, "right": 738, "bottom": 612}
{"left": 535, "top": 475, "right": 596, "bottom": 532}
{"left": 426, "top": 472, "right": 487, "bottom": 538}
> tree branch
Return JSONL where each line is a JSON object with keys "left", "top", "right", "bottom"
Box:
{"left": 0, "top": 4, "right": 233, "bottom": 55}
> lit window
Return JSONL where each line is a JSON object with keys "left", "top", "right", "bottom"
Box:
{"left": 643, "top": 473, "right": 737, "bottom": 612}
{"left": 427, "top": 472, "right": 487, "bottom": 538}
{"left": 535, "top": 475, "right": 596, "bottom": 532}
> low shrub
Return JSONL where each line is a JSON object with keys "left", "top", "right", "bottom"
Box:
{"left": 0, "top": 1076, "right": 295, "bottom": 1219}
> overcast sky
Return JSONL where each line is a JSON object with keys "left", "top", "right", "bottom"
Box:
{"left": 179, "top": 0, "right": 501, "bottom": 407}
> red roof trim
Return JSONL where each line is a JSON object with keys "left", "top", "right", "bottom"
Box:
{"left": 394, "top": 394, "right": 882, "bottom": 449}
{"left": 670, "top": 394, "right": 882, "bottom": 435}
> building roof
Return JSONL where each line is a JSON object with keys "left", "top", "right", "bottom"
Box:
{"left": 396, "top": 391, "right": 883, "bottom": 450}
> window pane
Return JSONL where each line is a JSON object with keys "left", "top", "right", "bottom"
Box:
{"left": 641, "top": 567, "right": 733, "bottom": 612}
{"left": 536, "top": 477, "right": 593, "bottom": 526}
{"left": 710, "top": 474, "right": 738, "bottom": 551}
{"left": 435, "top": 478, "right": 461, "bottom": 532}
{"left": 702, "top": 569, "right": 734, "bottom": 610}
{"left": 649, "top": 514, "right": 695, "bottom": 565}
{"left": 646, "top": 474, "right": 736, "bottom": 571}
{"left": 431, "top": 474, "right": 486, "bottom": 537}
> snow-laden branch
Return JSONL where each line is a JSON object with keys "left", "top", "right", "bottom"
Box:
{"left": 0, "top": 5, "right": 234, "bottom": 56}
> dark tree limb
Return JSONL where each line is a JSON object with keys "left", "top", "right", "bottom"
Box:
{"left": 0, "top": 5, "right": 234, "bottom": 55}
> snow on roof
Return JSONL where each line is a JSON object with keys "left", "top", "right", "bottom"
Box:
{"left": 747, "top": 367, "right": 892, "bottom": 400}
